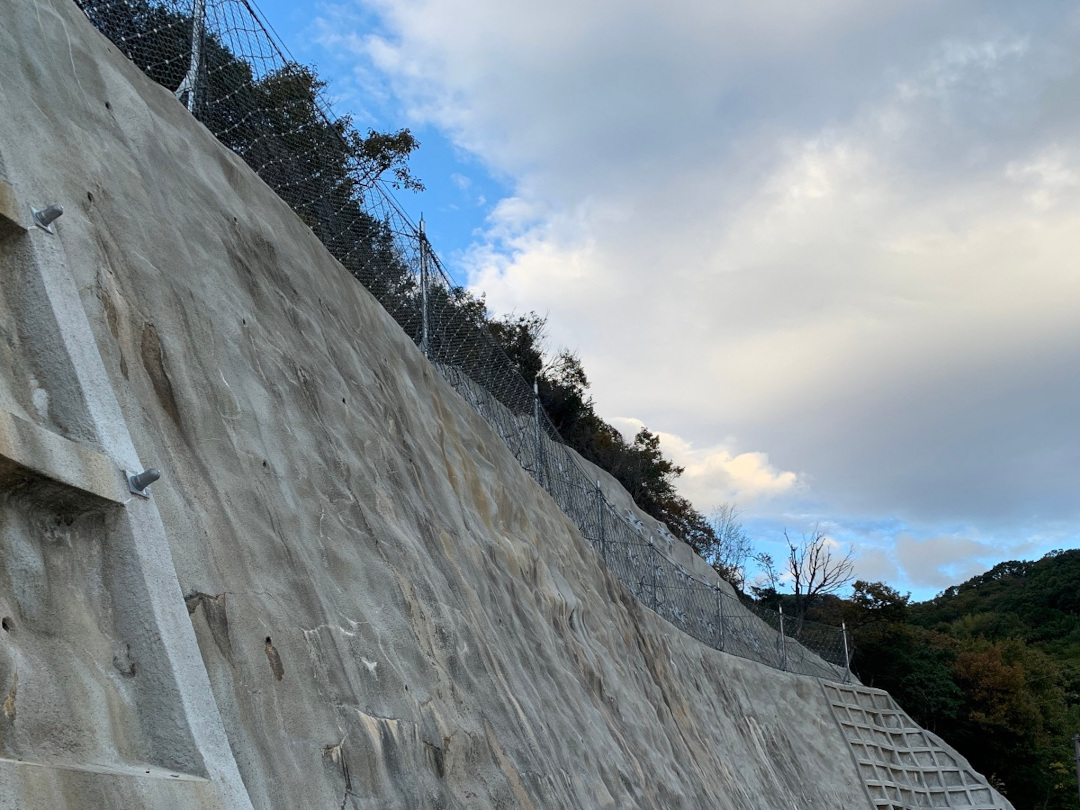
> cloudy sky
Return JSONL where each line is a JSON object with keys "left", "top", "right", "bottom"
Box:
{"left": 255, "top": 0, "right": 1080, "bottom": 599}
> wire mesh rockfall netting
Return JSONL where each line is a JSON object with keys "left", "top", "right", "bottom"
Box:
{"left": 77, "top": 0, "right": 851, "bottom": 682}
{"left": 432, "top": 368, "right": 850, "bottom": 681}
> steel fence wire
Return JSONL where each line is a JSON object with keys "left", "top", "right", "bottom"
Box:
{"left": 77, "top": 0, "right": 852, "bottom": 683}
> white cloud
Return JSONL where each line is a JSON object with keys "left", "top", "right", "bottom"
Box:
{"left": 316, "top": 0, "right": 1080, "bottom": 591}
{"left": 1006, "top": 147, "right": 1080, "bottom": 211}
{"left": 607, "top": 417, "right": 801, "bottom": 509}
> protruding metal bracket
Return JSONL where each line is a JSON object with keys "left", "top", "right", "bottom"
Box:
{"left": 126, "top": 467, "right": 161, "bottom": 498}
{"left": 31, "top": 204, "right": 63, "bottom": 233}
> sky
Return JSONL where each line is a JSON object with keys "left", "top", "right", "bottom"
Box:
{"left": 251, "top": 0, "right": 1080, "bottom": 600}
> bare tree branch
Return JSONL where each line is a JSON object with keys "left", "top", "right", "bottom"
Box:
{"left": 784, "top": 526, "right": 855, "bottom": 633}
{"left": 706, "top": 504, "right": 753, "bottom": 589}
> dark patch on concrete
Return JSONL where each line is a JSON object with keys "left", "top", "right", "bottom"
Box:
{"left": 264, "top": 636, "right": 284, "bottom": 681}
{"left": 184, "top": 592, "right": 234, "bottom": 660}
{"left": 424, "top": 739, "right": 446, "bottom": 779}
{"left": 99, "top": 284, "right": 120, "bottom": 340}
{"left": 225, "top": 239, "right": 262, "bottom": 305}
{"left": 216, "top": 150, "right": 247, "bottom": 202}
{"left": 224, "top": 223, "right": 296, "bottom": 304}
{"left": 139, "top": 322, "right": 182, "bottom": 427}
{"left": 294, "top": 363, "right": 321, "bottom": 416}
{"left": 96, "top": 284, "right": 129, "bottom": 379}
{"left": 112, "top": 643, "right": 138, "bottom": 678}
{"left": 377, "top": 719, "right": 406, "bottom": 787}
{"left": 322, "top": 740, "right": 352, "bottom": 810}
{"left": 0, "top": 475, "right": 117, "bottom": 523}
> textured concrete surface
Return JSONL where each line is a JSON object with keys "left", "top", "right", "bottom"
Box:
{"left": 0, "top": 179, "right": 26, "bottom": 240}
{"left": 0, "top": 1, "right": 1011, "bottom": 808}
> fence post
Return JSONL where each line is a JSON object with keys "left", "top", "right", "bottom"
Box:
{"left": 778, "top": 604, "right": 788, "bottom": 671}
{"left": 842, "top": 620, "right": 852, "bottom": 683}
{"left": 717, "top": 587, "right": 725, "bottom": 651}
{"left": 418, "top": 218, "right": 429, "bottom": 358}
{"left": 174, "top": 0, "right": 206, "bottom": 112}
{"left": 532, "top": 379, "right": 544, "bottom": 486}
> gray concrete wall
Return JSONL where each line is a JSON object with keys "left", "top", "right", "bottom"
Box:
{"left": 0, "top": 1, "right": 1010, "bottom": 808}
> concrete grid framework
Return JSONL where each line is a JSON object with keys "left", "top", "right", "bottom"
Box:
{"left": 823, "top": 683, "right": 1012, "bottom": 810}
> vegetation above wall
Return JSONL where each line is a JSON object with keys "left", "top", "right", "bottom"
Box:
{"left": 794, "top": 549, "right": 1080, "bottom": 810}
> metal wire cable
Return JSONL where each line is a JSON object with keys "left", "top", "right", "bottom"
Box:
{"left": 76, "top": 0, "right": 852, "bottom": 682}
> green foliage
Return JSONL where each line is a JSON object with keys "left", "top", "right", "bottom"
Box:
{"left": 355, "top": 128, "right": 425, "bottom": 192}
{"left": 487, "top": 313, "right": 547, "bottom": 384}
{"left": 847, "top": 580, "right": 910, "bottom": 624}
{"left": 845, "top": 550, "right": 1080, "bottom": 810}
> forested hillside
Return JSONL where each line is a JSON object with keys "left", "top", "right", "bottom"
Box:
{"left": 836, "top": 550, "right": 1080, "bottom": 810}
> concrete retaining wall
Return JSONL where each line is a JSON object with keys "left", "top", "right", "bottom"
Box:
{"left": 0, "top": 1, "right": 1012, "bottom": 807}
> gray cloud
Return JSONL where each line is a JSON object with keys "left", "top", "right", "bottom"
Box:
{"left": 894, "top": 534, "right": 998, "bottom": 590}
{"left": 318, "top": 0, "right": 1080, "bottom": 588}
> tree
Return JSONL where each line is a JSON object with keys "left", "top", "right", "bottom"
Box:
{"left": 783, "top": 527, "right": 854, "bottom": 632}
{"left": 488, "top": 312, "right": 547, "bottom": 385}
{"left": 949, "top": 639, "right": 1069, "bottom": 806}
{"left": 829, "top": 553, "right": 1080, "bottom": 810}
{"left": 354, "top": 128, "right": 424, "bottom": 192}
{"left": 614, "top": 428, "right": 682, "bottom": 519}
{"left": 840, "top": 582, "right": 965, "bottom": 730}
{"left": 699, "top": 504, "right": 753, "bottom": 589}
{"left": 904, "top": 549, "right": 1080, "bottom": 809}
{"left": 846, "top": 580, "right": 911, "bottom": 627}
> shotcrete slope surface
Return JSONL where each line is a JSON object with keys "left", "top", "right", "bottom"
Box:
{"left": 1, "top": 1, "right": 880, "bottom": 807}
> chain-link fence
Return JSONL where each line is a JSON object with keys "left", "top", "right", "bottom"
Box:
{"left": 442, "top": 366, "right": 851, "bottom": 680}
{"left": 76, "top": 0, "right": 852, "bottom": 682}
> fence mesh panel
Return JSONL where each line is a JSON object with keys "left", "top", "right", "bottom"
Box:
{"left": 77, "top": 0, "right": 851, "bottom": 682}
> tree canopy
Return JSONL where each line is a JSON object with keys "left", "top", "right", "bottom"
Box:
{"left": 835, "top": 550, "right": 1080, "bottom": 810}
